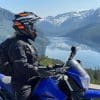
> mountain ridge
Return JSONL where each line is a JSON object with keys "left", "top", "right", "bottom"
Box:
{"left": 36, "top": 8, "right": 100, "bottom": 52}
{"left": 37, "top": 8, "right": 100, "bottom": 36}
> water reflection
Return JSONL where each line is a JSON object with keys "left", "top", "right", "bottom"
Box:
{"left": 45, "top": 46, "right": 100, "bottom": 69}
{"left": 45, "top": 37, "right": 100, "bottom": 69}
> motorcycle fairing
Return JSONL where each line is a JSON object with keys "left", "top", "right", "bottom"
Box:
{"left": 66, "top": 68, "right": 83, "bottom": 89}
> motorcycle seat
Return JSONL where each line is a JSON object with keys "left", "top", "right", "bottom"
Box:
{"left": 89, "top": 84, "right": 100, "bottom": 90}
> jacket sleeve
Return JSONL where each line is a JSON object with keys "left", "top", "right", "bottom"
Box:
{"left": 8, "top": 41, "right": 40, "bottom": 81}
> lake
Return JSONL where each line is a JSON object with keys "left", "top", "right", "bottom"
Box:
{"left": 45, "top": 37, "right": 100, "bottom": 69}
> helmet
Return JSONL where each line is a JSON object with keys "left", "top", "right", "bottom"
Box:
{"left": 13, "top": 11, "right": 41, "bottom": 40}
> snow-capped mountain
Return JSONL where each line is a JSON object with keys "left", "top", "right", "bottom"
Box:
{"left": 36, "top": 8, "right": 100, "bottom": 52}
{"left": 37, "top": 8, "right": 100, "bottom": 36}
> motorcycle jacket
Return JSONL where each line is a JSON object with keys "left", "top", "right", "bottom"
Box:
{"left": 8, "top": 34, "right": 40, "bottom": 84}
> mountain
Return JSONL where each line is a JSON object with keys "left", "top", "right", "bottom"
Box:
{"left": 0, "top": 7, "right": 14, "bottom": 21}
{"left": 1, "top": 7, "right": 100, "bottom": 53}
{"left": 66, "top": 23, "right": 100, "bottom": 52}
{"left": 0, "top": 7, "right": 14, "bottom": 42}
{"left": 0, "top": 7, "right": 48, "bottom": 56}
{"left": 37, "top": 8, "right": 100, "bottom": 36}
{"left": 36, "top": 8, "right": 100, "bottom": 52}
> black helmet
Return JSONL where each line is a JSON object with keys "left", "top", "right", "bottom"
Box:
{"left": 13, "top": 11, "right": 41, "bottom": 40}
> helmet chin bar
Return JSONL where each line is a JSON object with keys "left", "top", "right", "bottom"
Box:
{"left": 13, "top": 22, "right": 37, "bottom": 41}
{"left": 21, "top": 29, "right": 37, "bottom": 41}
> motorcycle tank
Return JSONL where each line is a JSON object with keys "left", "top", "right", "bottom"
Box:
{"left": 67, "top": 59, "right": 90, "bottom": 90}
{"left": 33, "top": 77, "right": 67, "bottom": 100}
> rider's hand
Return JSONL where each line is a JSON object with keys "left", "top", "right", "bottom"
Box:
{"left": 55, "top": 67, "right": 66, "bottom": 74}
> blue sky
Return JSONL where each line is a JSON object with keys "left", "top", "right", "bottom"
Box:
{"left": 0, "top": 0, "right": 100, "bottom": 17}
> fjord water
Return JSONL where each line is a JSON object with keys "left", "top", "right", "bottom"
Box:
{"left": 45, "top": 37, "right": 100, "bottom": 69}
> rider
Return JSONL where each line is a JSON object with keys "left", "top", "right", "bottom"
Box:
{"left": 8, "top": 11, "right": 42, "bottom": 100}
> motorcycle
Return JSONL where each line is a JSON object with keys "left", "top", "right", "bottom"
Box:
{"left": 0, "top": 46, "right": 100, "bottom": 100}
{"left": 58, "top": 46, "right": 100, "bottom": 100}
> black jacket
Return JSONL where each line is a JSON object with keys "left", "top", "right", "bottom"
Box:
{"left": 8, "top": 35, "right": 40, "bottom": 84}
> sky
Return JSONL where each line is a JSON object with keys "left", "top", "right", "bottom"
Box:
{"left": 0, "top": 0, "right": 100, "bottom": 17}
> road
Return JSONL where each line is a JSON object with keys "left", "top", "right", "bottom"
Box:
{"left": 89, "top": 84, "right": 100, "bottom": 90}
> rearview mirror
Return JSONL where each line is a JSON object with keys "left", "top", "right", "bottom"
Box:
{"left": 71, "top": 46, "right": 76, "bottom": 55}
{"left": 68, "top": 46, "right": 77, "bottom": 60}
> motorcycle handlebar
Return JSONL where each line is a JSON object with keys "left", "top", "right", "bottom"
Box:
{"left": 38, "top": 46, "right": 77, "bottom": 76}
{"left": 38, "top": 65, "right": 66, "bottom": 76}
